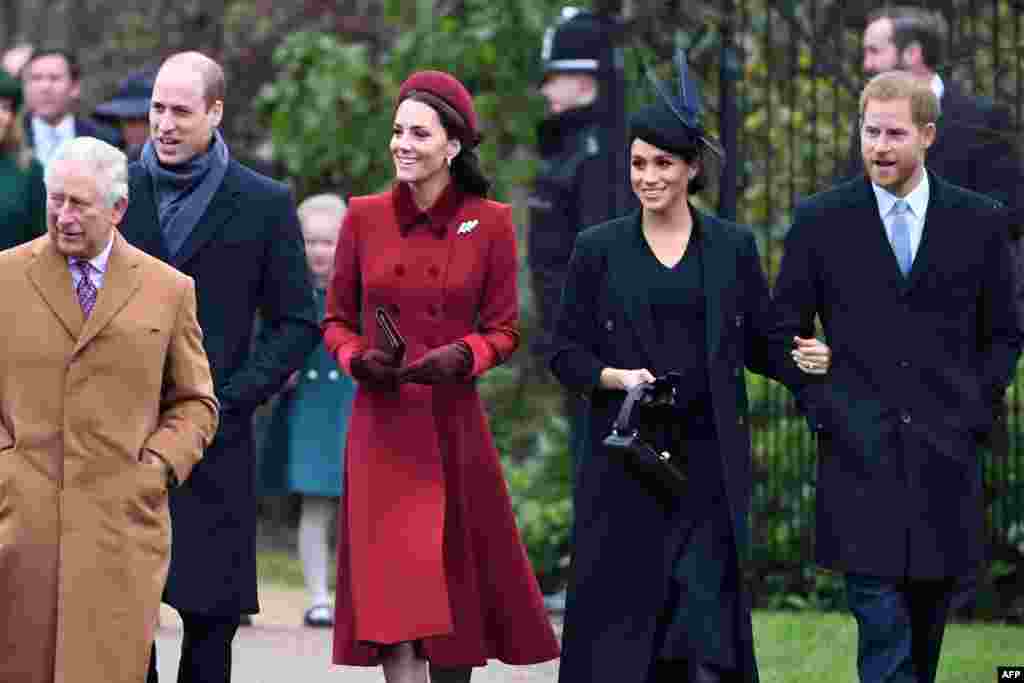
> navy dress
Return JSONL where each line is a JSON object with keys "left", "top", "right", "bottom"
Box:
{"left": 259, "top": 289, "right": 356, "bottom": 498}
{"left": 641, "top": 233, "right": 739, "bottom": 670}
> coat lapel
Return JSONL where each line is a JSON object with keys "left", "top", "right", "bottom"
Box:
{"left": 904, "top": 172, "right": 950, "bottom": 294}
{"left": 75, "top": 233, "right": 142, "bottom": 353}
{"left": 170, "top": 164, "right": 242, "bottom": 269}
{"left": 26, "top": 236, "right": 85, "bottom": 340}
{"left": 697, "top": 211, "right": 726, "bottom": 364}
{"left": 847, "top": 177, "right": 908, "bottom": 288}
{"left": 127, "top": 169, "right": 170, "bottom": 262}
{"left": 608, "top": 212, "right": 658, "bottom": 368}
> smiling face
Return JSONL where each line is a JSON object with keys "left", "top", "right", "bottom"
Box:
{"left": 390, "top": 98, "right": 460, "bottom": 188}
{"left": 149, "top": 60, "right": 222, "bottom": 165}
{"left": 860, "top": 96, "right": 935, "bottom": 197}
{"left": 46, "top": 159, "right": 126, "bottom": 259}
{"left": 630, "top": 138, "right": 693, "bottom": 214}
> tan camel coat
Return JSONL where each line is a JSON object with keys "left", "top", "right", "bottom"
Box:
{"left": 0, "top": 232, "right": 219, "bottom": 683}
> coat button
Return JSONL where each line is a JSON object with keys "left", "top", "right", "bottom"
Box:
{"left": 735, "top": 314, "right": 743, "bottom": 327}
{"left": 605, "top": 319, "right": 614, "bottom": 332}
{"left": 388, "top": 304, "right": 400, "bottom": 317}
{"left": 901, "top": 412, "right": 912, "bottom": 424}
{"left": 394, "top": 264, "right": 406, "bottom": 276}
{"left": 898, "top": 360, "right": 910, "bottom": 369}
{"left": 428, "top": 265, "right": 440, "bottom": 278}
{"left": 737, "top": 416, "right": 745, "bottom": 425}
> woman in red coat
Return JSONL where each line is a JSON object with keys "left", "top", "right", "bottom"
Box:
{"left": 323, "top": 70, "right": 561, "bottom": 683}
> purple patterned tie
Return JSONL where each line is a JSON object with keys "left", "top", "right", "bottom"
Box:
{"left": 73, "top": 260, "right": 98, "bottom": 317}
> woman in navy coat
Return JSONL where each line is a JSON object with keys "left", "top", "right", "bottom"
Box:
{"left": 550, "top": 72, "right": 829, "bottom": 682}
{"left": 323, "top": 71, "right": 559, "bottom": 683}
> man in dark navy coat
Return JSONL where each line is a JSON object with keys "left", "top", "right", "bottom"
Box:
{"left": 119, "top": 51, "right": 320, "bottom": 683}
{"left": 775, "top": 71, "right": 1021, "bottom": 683}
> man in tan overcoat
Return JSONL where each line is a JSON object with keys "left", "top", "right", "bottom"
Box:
{"left": 0, "top": 136, "right": 219, "bottom": 683}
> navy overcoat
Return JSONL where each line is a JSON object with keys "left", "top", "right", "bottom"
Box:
{"left": 550, "top": 209, "right": 810, "bottom": 683}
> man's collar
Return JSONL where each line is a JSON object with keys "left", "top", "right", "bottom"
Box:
{"left": 32, "top": 113, "right": 74, "bottom": 134}
{"left": 68, "top": 233, "right": 116, "bottom": 273}
{"left": 930, "top": 73, "right": 944, "bottom": 101}
{"left": 392, "top": 181, "right": 464, "bottom": 238}
{"left": 872, "top": 171, "right": 930, "bottom": 218}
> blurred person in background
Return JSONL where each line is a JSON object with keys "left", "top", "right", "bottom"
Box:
{"left": 0, "top": 69, "right": 45, "bottom": 250}
{"left": 258, "top": 193, "right": 356, "bottom": 628}
{"left": 1, "top": 42, "right": 33, "bottom": 77}
{"left": 94, "top": 68, "right": 156, "bottom": 161}
{"left": 21, "top": 48, "right": 122, "bottom": 166}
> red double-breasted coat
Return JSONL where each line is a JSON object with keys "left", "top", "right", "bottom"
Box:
{"left": 323, "top": 182, "right": 560, "bottom": 667}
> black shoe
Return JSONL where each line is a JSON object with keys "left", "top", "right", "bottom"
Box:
{"left": 303, "top": 604, "right": 334, "bottom": 628}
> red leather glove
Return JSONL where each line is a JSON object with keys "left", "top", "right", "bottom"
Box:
{"left": 399, "top": 342, "right": 472, "bottom": 385}
{"left": 350, "top": 349, "right": 400, "bottom": 390}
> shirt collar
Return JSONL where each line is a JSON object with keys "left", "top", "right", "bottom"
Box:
{"left": 872, "top": 171, "right": 930, "bottom": 219}
{"left": 930, "top": 73, "right": 944, "bottom": 101}
{"left": 32, "top": 113, "right": 74, "bottom": 138}
{"left": 68, "top": 233, "right": 116, "bottom": 274}
{"left": 392, "top": 181, "right": 464, "bottom": 238}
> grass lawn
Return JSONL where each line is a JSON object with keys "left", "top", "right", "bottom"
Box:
{"left": 753, "top": 610, "right": 1023, "bottom": 682}
{"left": 258, "top": 550, "right": 1023, "bottom": 681}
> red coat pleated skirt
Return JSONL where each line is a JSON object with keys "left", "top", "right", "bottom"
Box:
{"left": 324, "top": 186, "right": 560, "bottom": 667}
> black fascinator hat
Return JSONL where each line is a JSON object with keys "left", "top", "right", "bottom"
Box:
{"left": 629, "top": 47, "right": 724, "bottom": 188}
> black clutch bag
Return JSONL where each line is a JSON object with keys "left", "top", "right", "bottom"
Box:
{"left": 375, "top": 306, "right": 407, "bottom": 365}
{"left": 602, "top": 373, "right": 688, "bottom": 497}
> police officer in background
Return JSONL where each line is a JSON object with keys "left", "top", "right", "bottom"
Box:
{"left": 529, "top": 7, "right": 631, "bottom": 612}
{"left": 529, "top": 7, "right": 631, "bottom": 372}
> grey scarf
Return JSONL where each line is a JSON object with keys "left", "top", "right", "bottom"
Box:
{"left": 141, "top": 129, "right": 230, "bottom": 257}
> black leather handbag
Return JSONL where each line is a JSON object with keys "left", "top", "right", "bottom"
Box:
{"left": 602, "top": 372, "right": 689, "bottom": 497}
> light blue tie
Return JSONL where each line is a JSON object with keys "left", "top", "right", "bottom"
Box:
{"left": 890, "top": 199, "right": 912, "bottom": 276}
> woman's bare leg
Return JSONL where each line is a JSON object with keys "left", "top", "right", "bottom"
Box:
{"left": 381, "top": 642, "right": 428, "bottom": 683}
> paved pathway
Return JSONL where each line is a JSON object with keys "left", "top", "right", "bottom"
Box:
{"left": 155, "top": 586, "right": 562, "bottom": 682}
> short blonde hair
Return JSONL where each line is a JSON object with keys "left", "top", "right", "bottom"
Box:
{"left": 859, "top": 71, "right": 940, "bottom": 130}
{"left": 297, "top": 193, "right": 346, "bottom": 226}
{"left": 44, "top": 136, "right": 128, "bottom": 207}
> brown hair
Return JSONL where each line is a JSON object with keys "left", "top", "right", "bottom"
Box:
{"left": 859, "top": 70, "right": 939, "bottom": 129}
{"left": 866, "top": 5, "right": 949, "bottom": 71}
{"left": 1, "top": 103, "right": 33, "bottom": 170}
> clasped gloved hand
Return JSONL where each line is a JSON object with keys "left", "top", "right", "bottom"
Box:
{"left": 399, "top": 342, "right": 472, "bottom": 385}
{"left": 350, "top": 348, "right": 400, "bottom": 390}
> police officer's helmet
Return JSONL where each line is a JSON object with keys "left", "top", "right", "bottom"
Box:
{"left": 541, "top": 7, "right": 616, "bottom": 77}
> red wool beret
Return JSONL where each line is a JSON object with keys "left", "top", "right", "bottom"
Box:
{"left": 398, "top": 70, "right": 480, "bottom": 145}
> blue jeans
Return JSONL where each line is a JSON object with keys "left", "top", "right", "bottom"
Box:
{"left": 844, "top": 574, "right": 954, "bottom": 683}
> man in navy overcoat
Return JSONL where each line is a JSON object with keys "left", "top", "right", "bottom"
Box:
{"left": 774, "top": 71, "right": 1021, "bottom": 683}
{"left": 119, "top": 51, "right": 320, "bottom": 682}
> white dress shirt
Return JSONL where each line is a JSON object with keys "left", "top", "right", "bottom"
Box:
{"left": 68, "top": 235, "right": 115, "bottom": 291}
{"left": 930, "top": 73, "right": 945, "bottom": 102}
{"left": 31, "top": 114, "right": 75, "bottom": 167}
{"left": 872, "top": 172, "right": 930, "bottom": 264}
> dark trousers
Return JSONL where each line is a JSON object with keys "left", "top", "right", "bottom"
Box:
{"left": 845, "top": 574, "right": 955, "bottom": 683}
{"left": 146, "top": 612, "right": 241, "bottom": 683}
